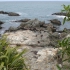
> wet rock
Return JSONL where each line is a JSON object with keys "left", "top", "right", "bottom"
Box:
{"left": 52, "top": 12, "right": 67, "bottom": 16}
{"left": 0, "top": 26, "right": 3, "bottom": 29}
{"left": 0, "top": 21, "right": 4, "bottom": 25}
{"left": 15, "top": 18, "right": 31, "bottom": 22}
{"left": 49, "top": 19, "right": 61, "bottom": 25}
{"left": 0, "top": 11, "right": 20, "bottom": 16}
{"left": 8, "top": 12, "right": 20, "bottom": 16}
{"left": 0, "top": 11, "right": 8, "bottom": 14}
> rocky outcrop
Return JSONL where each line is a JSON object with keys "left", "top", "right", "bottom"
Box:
{"left": 0, "top": 11, "right": 20, "bottom": 16}
{"left": 17, "top": 19, "right": 45, "bottom": 31}
{"left": 8, "top": 12, "right": 20, "bottom": 16}
{"left": 5, "top": 30, "right": 50, "bottom": 47}
{"left": 49, "top": 19, "right": 61, "bottom": 25}
{"left": 5, "top": 19, "right": 68, "bottom": 47}
{"left": 17, "top": 19, "right": 56, "bottom": 32}
{"left": 52, "top": 12, "right": 66, "bottom": 16}
{"left": 4, "top": 18, "right": 65, "bottom": 70}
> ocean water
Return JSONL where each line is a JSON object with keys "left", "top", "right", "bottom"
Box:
{"left": 0, "top": 1, "right": 70, "bottom": 34}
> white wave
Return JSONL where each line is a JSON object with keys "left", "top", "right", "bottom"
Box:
{"left": 16, "top": 12, "right": 22, "bottom": 15}
{"left": 16, "top": 12, "right": 28, "bottom": 16}
{"left": 55, "top": 15, "right": 66, "bottom": 19}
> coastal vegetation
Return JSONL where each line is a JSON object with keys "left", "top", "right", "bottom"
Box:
{"left": 57, "top": 4, "right": 70, "bottom": 70}
{"left": 0, "top": 36, "right": 28, "bottom": 70}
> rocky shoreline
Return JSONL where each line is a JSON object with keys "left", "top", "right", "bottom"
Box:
{"left": 0, "top": 11, "right": 69, "bottom": 70}
{"left": 4, "top": 18, "right": 69, "bottom": 70}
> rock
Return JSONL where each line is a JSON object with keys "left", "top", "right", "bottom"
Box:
{"left": 8, "top": 12, "right": 20, "bottom": 16}
{"left": 15, "top": 18, "right": 30, "bottom": 22}
{"left": 25, "top": 19, "right": 45, "bottom": 27}
{"left": 24, "top": 47, "right": 60, "bottom": 70}
{"left": 5, "top": 26, "right": 18, "bottom": 32}
{"left": 50, "top": 19, "right": 61, "bottom": 25}
{"left": 52, "top": 12, "right": 67, "bottom": 16}
{"left": 0, "top": 26, "right": 2, "bottom": 29}
{"left": 5, "top": 30, "right": 50, "bottom": 47}
{"left": 0, "top": 11, "right": 20, "bottom": 16}
{"left": 66, "top": 34, "right": 70, "bottom": 38}
{"left": 0, "top": 11, "right": 8, "bottom": 14}
{"left": 18, "top": 19, "right": 45, "bottom": 31}
{"left": 46, "top": 23, "right": 56, "bottom": 32}
{"left": 49, "top": 32, "right": 60, "bottom": 47}
{"left": 0, "top": 21, "right": 3, "bottom": 24}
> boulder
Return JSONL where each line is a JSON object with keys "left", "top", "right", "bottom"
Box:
{"left": 0, "top": 11, "right": 19, "bottom": 16}
{"left": 52, "top": 12, "right": 67, "bottom": 16}
{"left": 0, "top": 11, "right": 8, "bottom": 14}
{"left": 50, "top": 19, "right": 61, "bottom": 25}
{"left": 0, "top": 21, "right": 4, "bottom": 25}
{"left": 18, "top": 19, "right": 45, "bottom": 31}
{"left": 8, "top": 12, "right": 20, "bottom": 16}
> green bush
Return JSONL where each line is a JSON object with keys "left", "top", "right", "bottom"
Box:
{"left": 61, "top": 5, "right": 70, "bottom": 24}
{"left": 57, "top": 4, "right": 70, "bottom": 70}
{"left": 0, "top": 36, "right": 28, "bottom": 70}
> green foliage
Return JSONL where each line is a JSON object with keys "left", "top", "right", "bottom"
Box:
{"left": 57, "top": 65, "right": 62, "bottom": 70}
{"left": 57, "top": 4, "right": 70, "bottom": 70}
{"left": 57, "top": 37, "right": 70, "bottom": 70}
{"left": 58, "top": 37, "right": 70, "bottom": 61}
{"left": 0, "top": 36, "right": 28, "bottom": 70}
{"left": 61, "top": 5, "right": 70, "bottom": 24}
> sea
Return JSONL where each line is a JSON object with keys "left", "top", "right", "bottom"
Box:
{"left": 0, "top": 1, "right": 70, "bottom": 34}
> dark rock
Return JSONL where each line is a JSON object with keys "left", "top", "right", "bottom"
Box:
{"left": 0, "top": 26, "right": 2, "bottom": 29}
{"left": 46, "top": 23, "right": 56, "bottom": 32}
{"left": 0, "top": 11, "right": 4, "bottom": 14}
{"left": 52, "top": 12, "right": 67, "bottom": 16}
{"left": 0, "top": 11, "right": 20, "bottom": 16}
{"left": 18, "top": 19, "right": 45, "bottom": 31}
{"left": 49, "top": 19, "right": 61, "bottom": 25}
{"left": 0, "top": 21, "right": 4, "bottom": 25}
{"left": 49, "top": 32, "right": 60, "bottom": 47}
{"left": 8, "top": 12, "right": 20, "bottom": 16}
{"left": 15, "top": 19, "right": 30, "bottom": 22}
{"left": 0, "top": 11, "right": 8, "bottom": 14}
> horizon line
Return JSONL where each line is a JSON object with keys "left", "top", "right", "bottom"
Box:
{"left": 0, "top": 0, "right": 68, "bottom": 2}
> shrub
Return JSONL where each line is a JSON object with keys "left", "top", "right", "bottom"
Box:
{"left": 61, "top": 5, "right": 70, "bottom": 24}
{"left": 0, "top": 36, "right": 28, "bottom": 70}
{"left": 57, "top": 4, "right": 70, "bottom": 70}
